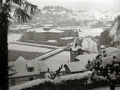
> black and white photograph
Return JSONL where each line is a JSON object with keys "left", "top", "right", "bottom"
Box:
{"left": 0, "top": 0, "right": 120, "bottom": 90}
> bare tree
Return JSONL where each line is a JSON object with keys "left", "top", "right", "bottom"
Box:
{"left": 48, "top": 64, "right": 63, "bottom": 79}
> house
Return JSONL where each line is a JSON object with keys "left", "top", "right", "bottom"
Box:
{"left": 64, "top": 62, "right": 85, "bottom": 74}
{"left": 9, "top": 56, "right": 65, "bottom": 87}
{"left": 64, "top": 54, "right": 97, "bottom": 74}
{"left": 75, "top": 54, "right": 97, "bottom": 65}
{"left": 9, "top": 57, "right": 41, "bottom": 87}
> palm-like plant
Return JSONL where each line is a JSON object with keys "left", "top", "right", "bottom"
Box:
{"left": 1, "top": 0, "right": 40, "bottom": 22}
{"left": 0, "top": 0, "right": 39, "bottom": 89}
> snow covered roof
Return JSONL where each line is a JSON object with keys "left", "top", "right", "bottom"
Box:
{"left": 9, "top": 60, "right": 65, "bottom": 78}
{"left": 26, "top": 62, "right": 33, "bottom": 68}
{"left": 75, "top": 54, "right": 97, "bottom": 67}
{"left": 45, "top": 61, "right": 65, "bottom": 71}
{"left": 9, "top": 60, "right": 40, "bottom": 78}
{"left": 33, "top": 47, "right": 64, "bottom": 61}
{"left": 37, "top": 61, "right": 47, "bottom": 72}
{"left": 44, "top": 51, "right": 70, "bottom": 63}
{"left": 61, "top": 37, "right": 74, "bottom": 40}
{"left": 47, "top": 40, "right": 57, "bottom": 42}
{"left": 100, "top": 45, "right": 105, "bottom": 49}
{"left": 26, "top": 28, "right": 64, "bottom": 33}
{"left": 15, "top": 56, "right": 26, "bottom": 62}
{"left": 64, "top": 62, "right": 85, "bottom": 72}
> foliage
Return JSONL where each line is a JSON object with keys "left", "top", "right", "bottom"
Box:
{"left": 114, "top": 14, "right": 120, "bottom": 31}
{"left": 10, "top": 71, "right": 108, "bottom": 90}
{"left": 0, "top": 0, "right": 39, "bottom": 89}
{"left": 85, "top": 48, "right": 120, "bottom": 86}
{"left": 8, "top": 65, "right": 17, "bottom": 76}
{"left": 48, "top": 64, "right": 64, "bottom": 79}
{"left": 99, "top": 29, "right": 112, "bottom": 46}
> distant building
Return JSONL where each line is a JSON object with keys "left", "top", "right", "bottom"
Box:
{"left": 21, "top": 27, "right": 63, "bottom": 42}
{"left": 21, "top": 27, "right": 76, "bottom": 45}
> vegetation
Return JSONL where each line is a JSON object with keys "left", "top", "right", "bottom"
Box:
{"left": 99, "top": 29, "right": 112, "bottom": 46}
{"left": 85, "top": 48, "right": 120, "bottom": 87}
{"left": 0, "top": 0, "right": 39, "bottom": 89}
{"left": 48, "top": 64, "right": 64, "bottom": 79}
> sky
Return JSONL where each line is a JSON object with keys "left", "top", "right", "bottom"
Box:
{"left": 28, "top": 0, "right": 120, "bottom": 11}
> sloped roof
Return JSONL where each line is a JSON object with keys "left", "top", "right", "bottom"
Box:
{"left": 15, "top": 56, "right": 26, "bottom": 62}
{"left": 44, "top": 51, "right": 70, "bottom": 63}
{"left": 75, "top": 54, "right": 97, "bottom": 65}
{"left": 45, "top": 61, "right": 65, "bottom": 71}
{"left": 26, "top": 62, "right": 33, "bottom": 68}
{"left": 9, "top": 60, "right": 40, "bottom": 78}
{"left": 65, "top": 62, "right": 85, "bottom": 72}
{"left": 37, "top": 61, "right": 47, "bottom": 72}
{"left": 26, "top": 28, "right": 64, "bottom": 33}
{"left": 8, "top": 60, "right": 65, "bottom": 78}
{"left": 34, "top": 47, "right": 64, "bottom": 61}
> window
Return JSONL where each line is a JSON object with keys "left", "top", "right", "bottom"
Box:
{"left": 26, "top": 62, "right": 34, "bottom": 72}
{"left": 11, "top": 79, "right": 15, "bottom": 85}
{"left": 28, "top": 67, "right": 34, "bottom": 72}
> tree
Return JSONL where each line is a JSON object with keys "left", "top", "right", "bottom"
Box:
{"left": 48, "top": 64, "right": 64, "bottom": 79}
{"left": 8, "top": 65, "right": 17, "bottom": 76}
{"left": 0, "top": 0, "right": 39, "bottom": 90}
{"left": 99, "top": 29, "right": 112, "bottom": 46}
{"left": 85, "top": 48, "right": 120, "bottom": 88}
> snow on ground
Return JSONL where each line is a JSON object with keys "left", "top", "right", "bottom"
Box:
{"left": 8, "top": 43, "right": 52, "bottom": 53}
{"left": 80, "top": 28, "right": 104, "bottom": 37}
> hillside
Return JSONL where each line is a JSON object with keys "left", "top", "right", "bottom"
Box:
{"left": 10, "top": 6, "right": 116, "bottom": 31}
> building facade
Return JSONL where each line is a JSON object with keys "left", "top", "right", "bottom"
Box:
{"left": 21, "top": 27, "right": 76, "bottom": 45}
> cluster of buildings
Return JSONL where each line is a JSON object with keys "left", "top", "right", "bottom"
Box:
{"left": 20, "top": 26, "right": 76, "bottom": 46}
{"left": 9, "top": 33, "right": 98, "bottom": 87}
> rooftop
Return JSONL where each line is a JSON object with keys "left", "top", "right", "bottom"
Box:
{"left": 64, "top": 62, "right": 85, "bottom": 72}
{"left": 44, "top": 51, "right": 70, "bottom": 63}
{"left": 9, "top": 59, "right": 65, "bottom": 78}
{"left": 75, "top": 54, "right": 97, "bottom": 66}
{"left": 26, "top": 28, "right": 64, "bottom": 33}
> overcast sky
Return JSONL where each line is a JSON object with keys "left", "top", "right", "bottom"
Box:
{"left": 28, "top": 0, "right": 120, "bottom": 11}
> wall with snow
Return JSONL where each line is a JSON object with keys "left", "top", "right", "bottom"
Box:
{"left": 9, "top": 71, "right": 108, "bottom": 90}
